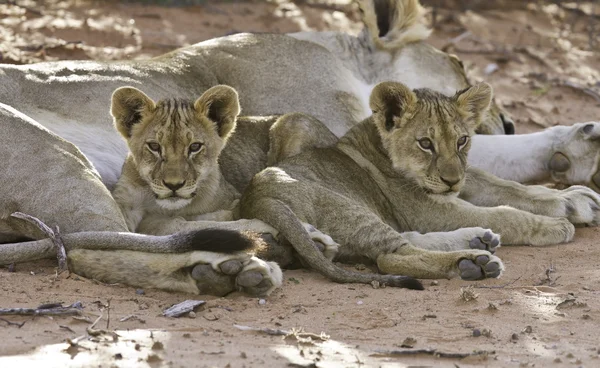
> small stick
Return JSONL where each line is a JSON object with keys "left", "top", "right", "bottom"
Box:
{"left": 371, "top": 348, "right": 495, "bottom": 359}
{"left": 0, "top": 317, "right": 26, "bottom": 328}
{"left": 59, "top": 325, "right": 76, "bottom": 333}
{"left": 10, "top": 212, "right": 67, "bottom": 272}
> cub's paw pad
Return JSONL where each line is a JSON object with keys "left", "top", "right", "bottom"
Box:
{"left": 191, "top": 264, "right": 236, "bottom": 297}
{"left": 237, "top": 258, "right": 283, "bottom": 296}
{"left": 191, "top": 257, "right": 282, "bottom": 297}
{"left": 469, "top": 230, "right": 501, "bottom": 253}
{"left": 219, "top": 260, "right": 243, "bottom": 275}
{"left": 458, "top": 254, "right": 503, "bottom": 281}
{"left": 236, "top": 270, "right": 264, "bottom": 287}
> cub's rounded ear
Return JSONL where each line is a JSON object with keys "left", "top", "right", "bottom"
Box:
{"left": 454, "top": 82, "right": 493, "bottom": 127}
{"left": 369, "top": 81, "right": 417, "bottom": 134}
{"left": 111, "top": 87, "right": 155, "bottom": 139}
{"left": 194, "top": 85, "right": 240, "bottom": 140}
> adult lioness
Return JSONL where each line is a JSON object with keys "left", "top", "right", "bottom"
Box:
{"left": 0, "top": 0, "right": 598, "bottom": 192}
{"left": 0, "top": 103, "right": 283, "bottom": 296}
{"left": 240, "top": 82, "right": 600, "bottom": 283}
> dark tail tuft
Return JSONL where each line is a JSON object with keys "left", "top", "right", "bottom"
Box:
{"left": 171, "top": 229, "right": 263, "bottom": 253}
{"left": 386, "top": 275, "right": 424, "bottom": 290}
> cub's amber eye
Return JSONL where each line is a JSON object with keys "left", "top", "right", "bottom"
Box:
{"left": 418, "top": 138, "right": 433, "bottom": 151}
{"left": 189, "top": 142, "right": 203, "bottom": 153}
{"left": 457, "top": 136, "right": 469, "bottom": 148}
{"left": 147, "top": 142, "right": 161, "bottom": 153}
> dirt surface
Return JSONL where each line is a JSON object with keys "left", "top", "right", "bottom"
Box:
{"left": 1, "top": 1, "right": 600, "bottom": 367}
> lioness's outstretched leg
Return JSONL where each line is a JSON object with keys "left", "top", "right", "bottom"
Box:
{"left": 461, "top": 167, "right": 600, "bottom": 226}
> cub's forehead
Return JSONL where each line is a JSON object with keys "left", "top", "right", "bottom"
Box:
{"left": 149, "top": 98, "right": 212, "bottom": 138}
{"left": 411, "top": 90, "right": 468, "bottom": 132}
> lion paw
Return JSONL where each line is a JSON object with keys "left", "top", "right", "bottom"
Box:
{"left": 191, "top": 256, "right": 282, "bottom": 297}
{"left": 558, "top": 185, "right": 600, "bottom": 226}
{"left": 303, "top": 223, "right": 339, "bottom": 260}
{"left": 458, "top": 253, "right": 504, "bottom": 280}
{"left": 468, "top": 229, "right": 501, "bottom": 253}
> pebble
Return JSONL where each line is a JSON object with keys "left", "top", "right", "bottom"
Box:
{"left": 258, "top": 299, "right": 266, "bottom": 305}
{"left": 188, "top": 311, "right": 196, "bottom": 318}
{"left": 357, "top": 300, "right": 363, "bottom": 305}
{"left": 511, "top": 333, "right": 519, "bottom": 341}
{"left": 523, "top": 325, "right": 533, "bottom": 334}
{"left": 136, "top": 289, "right": 145, "bottom": 295}
{"left": 473, "top": 329, "right": 481, "bottom": 337}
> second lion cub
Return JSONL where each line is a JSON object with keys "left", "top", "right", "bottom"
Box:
{"left": 241, "top": 81, "right": 600, "bottom": 284}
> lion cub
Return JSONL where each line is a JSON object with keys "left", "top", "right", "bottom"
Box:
{"left": 110, "top": 85, "right": 282, "bottom": 237}
{"left": 241, "top": 81, "right": 600, "bottom": 284}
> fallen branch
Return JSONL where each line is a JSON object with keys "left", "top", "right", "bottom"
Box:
{"left": 0, "top": 301, "right": 83, "bottom": 317}
{"left": 371, "top": 348, "right": 495, "bottom": 359}
{"left": 11, "top": 212, "right": 67, "bottom": 272}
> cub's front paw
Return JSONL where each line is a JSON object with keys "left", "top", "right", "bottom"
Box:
{"left": 191, "top": 255, "right": 283, "bottom": 297}
{"left": 530, "top": 217, "right": 575, "bottom": 246}
{"left": 468, "top": 229, "right": 501, "bottom": 254}
{"left": 558, "top": 185, "right": 600, "bottom": 226}
{"left": 302, "top": 223, "right": 339, "bottom": 260}
{"left": 458, "top": 252, "right": 504, "bottom": 280}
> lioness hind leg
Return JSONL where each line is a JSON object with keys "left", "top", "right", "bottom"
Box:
{"left": 377, "top": 246, "right": 504, "bottom": 280}
{"left": 405, "top": 227, "right": 500, "bottom": 253}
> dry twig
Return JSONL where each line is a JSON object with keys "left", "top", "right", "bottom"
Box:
{"left": 371, "top": 348, "right": 495, "bottom": 359}
{"left": 11, "top": 212, "right": 67, "bottom": 272}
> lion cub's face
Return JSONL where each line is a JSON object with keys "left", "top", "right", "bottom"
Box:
{"left": 111, "top": 85, "right": 240, "bottom": 210}
{"left": 370, "top": 81, "right": 492, "bottom": 195}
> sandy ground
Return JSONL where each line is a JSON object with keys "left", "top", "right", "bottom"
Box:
{"left": 1, "top": 1, "right": 600, "bottom": 367}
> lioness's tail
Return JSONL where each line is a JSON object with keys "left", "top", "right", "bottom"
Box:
{"left": 358, "top": 0, "right": 431, "bottom": 49}
{"left": 0, "top": 229, "right": 258, "bottom": 265}
{"left": 253, "top": 198, "right": 424, "bottom": 290}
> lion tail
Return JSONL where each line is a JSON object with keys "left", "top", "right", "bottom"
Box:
{"left": 359, "top": 0, "right": 432, "bottom": 49}
{"left": 251, "top": 197, "right": 424, "bottom": 290}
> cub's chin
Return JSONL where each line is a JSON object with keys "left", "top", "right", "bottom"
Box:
{"left": 156, "top": 197, "right": 193, "bottom": 210}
